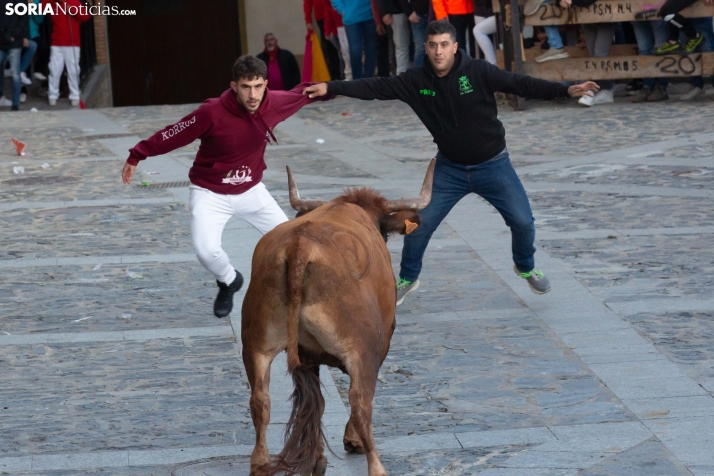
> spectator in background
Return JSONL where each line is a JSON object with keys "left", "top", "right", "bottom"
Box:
{"left": 525, "top": 0, "right": 569, "bottom": 62}
{"left": 654, "top": 0, "right": 706, "bottom": 55}
{"left": 377, "top": 0, "right": 410, "bottom": 74}
{"left": 401, "top": 0, "right": 429, "bottom": 67}
{"left": 0, "top": 0, "right": 28, "bottom": 110}
{"left": 333, "top": 0, "right": 379, "bottom": 79}
{"left": 473, "top": 0, "right": 497, "bottom": 64}
{"left": 578, "top": 22, "right": 617, "bottom": 106}
{"left": 256, "top": 33, "right": 301, "bottom": 91}
{"left": 19, "top": 0, "right": 44, "bottom": 89}
{"left": 305, "top": 0, "right": 342, "bottom": 80}
{"left": 26, "top": 0, "right": 47, "bottom": 82}
{"left": 432, "top": 0, "right": 476, "bottom": 57}
{"left": 323, "top": 2, "right": 349, "bottom": 80}
{"left": 682, "top": 17, "right": 714, "bottom": 101}
{"left": 372, "top": 0, "right": 391, "bottom": 77}
{"left": 47, "top": 0, "right": 89, "bottom": 107}
{"left": 631, "top": 20, "right": 670, "bottom": 102}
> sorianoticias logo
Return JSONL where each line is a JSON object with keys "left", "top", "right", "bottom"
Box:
{"left": 5, "top": 2, "right": 136, "bottom": 16}
{"left": 222, "top": 166, "right": 253, "bottom": 185}
{"left": 458, "top": 76, "right": 473, "bottom": 95}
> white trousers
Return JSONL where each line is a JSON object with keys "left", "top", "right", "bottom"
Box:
{"left": 189, "top": 182, "right": 288, "bottom": 284}
{"left": 48, "top": 46, "right": 81, "bottom": 100}
{"left": 337, "top": 26, "right": 352, "bottom": 80}
{"left": 473, "top": 16, "right": 497, "bottom": 65}
{"left": 391, "top": 13, "right": 411, "bottom": 74}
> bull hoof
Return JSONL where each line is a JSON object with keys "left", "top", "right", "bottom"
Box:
{"left": 312, "top": 455, "right": 328, "bottom": 475}
{"left": 343, "top": 439, "right": 366, "bottom": 454}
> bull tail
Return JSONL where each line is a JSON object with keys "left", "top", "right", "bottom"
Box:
{"left": 268, "top": 238, "right": 327, "bottom": 475}
{"left": 285, "top": 238, "right": 308, "bottom": 374}
{"left": 269, "top": 366, "right": 326, "bottom": 475}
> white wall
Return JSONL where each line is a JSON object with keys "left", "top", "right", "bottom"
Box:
{"left": 243, "top": 0, "right": 306, "bottom": 60}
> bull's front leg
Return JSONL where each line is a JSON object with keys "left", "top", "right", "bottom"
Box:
{"left": 244, "top": 348, "right": 275, "bottom": 476}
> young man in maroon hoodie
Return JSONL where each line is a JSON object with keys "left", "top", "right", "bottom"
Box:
{"left": 122, "top": 55, "right": 332, "bottom": 318}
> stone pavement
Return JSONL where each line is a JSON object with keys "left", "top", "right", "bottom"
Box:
{"left": 1, "top": 92, "right": 713, "bottom": 475}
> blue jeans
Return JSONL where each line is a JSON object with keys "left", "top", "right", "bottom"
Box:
{"left": 632, "top": 20, "right": 669, "bottom": 89}
{"left": 21, "top": 39, "right": 38, "bottom": 73}
{"left": 543, "top": 0, "right": 564, "bottom": 49}
{"left": 345, "top": 20, "right": 378, "bottom": 79}
{"left": 689, "top": 17, "right": 714, "bottom": 88}
{"left": 411, "top": 16, "right": 427, "bottom": 68}
{"left": 400, "top": 150, "right": 537, "bottom": 281}
{"left": 0, "top": 47, "right": 22, "bottom": 107}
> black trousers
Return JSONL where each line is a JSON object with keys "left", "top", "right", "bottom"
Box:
{"left": 316, "top": 19, "right": 343, "bottom": 80}
{"left": 448, "top": 13, "right": 476, "bottom": 57}
{"left": 659, "top": 0, "right": 699, "bottom": 40}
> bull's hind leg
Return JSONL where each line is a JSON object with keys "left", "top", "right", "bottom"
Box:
{"left": 244, "top": 347, "right": 278, "bottom": 476}
{"left": 344, "top": 359, "right": 387, "bottom": 476}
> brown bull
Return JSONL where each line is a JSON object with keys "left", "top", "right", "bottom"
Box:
{"left": 241, "top": 160, "right": 435, "bottom": 476}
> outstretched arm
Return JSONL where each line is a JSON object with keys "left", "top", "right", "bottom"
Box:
{"left": 482, "top": 61, "right": 598, "bottom": 99}
{"left": 303, "top": 74, "right": 413, "bottom": 102}
{"left": 122, "top": 105, "right": 212, "bottom": 184}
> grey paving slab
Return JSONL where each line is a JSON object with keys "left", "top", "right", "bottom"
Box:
{"left": 455, "top": 426, "right": 555, "bottom": 448}
{"left": 578, "top": 436, "right": 693, "bottom": 476}
{"left": 623, "top": 395, "right": 714, "bottom": 420}
{"left": 31, "top": 451, "right": 129, "bottom": 470}
{"left": 647, "top": 416, "right": 714, "bottom": 466}
{"left": 0, "top": 337, "right": 252, "bottom": 458}
{"left": 0, "top": 262, "right": 227, "bottom": 335}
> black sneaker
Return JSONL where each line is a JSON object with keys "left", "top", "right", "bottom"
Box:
{"left": 214, "top": 270, "right": 244, "bottom": 318}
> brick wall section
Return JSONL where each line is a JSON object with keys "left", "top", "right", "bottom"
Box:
{"left": 93, "top": 14, "right": 108, "bottom": 65}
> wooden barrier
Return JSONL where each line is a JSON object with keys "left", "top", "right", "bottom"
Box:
{"left": 492, "top": 0, "right": 714, "bottom": 109}
{"left": 522, "top": 52, "right": 714, "bottom": 80}
{"left": 493, "top": 0, "right": 714, "bottom": 25}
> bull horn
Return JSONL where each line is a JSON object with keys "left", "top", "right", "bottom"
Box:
{"left": 286, "top": 165, "right": 327, "bottom": 212}
{"left": 386, "top": 158, "right": 435, "bottom": 212}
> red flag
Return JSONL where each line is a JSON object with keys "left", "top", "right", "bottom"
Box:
{"left": 11, "top": 138, "right": 26, "bottom": 156}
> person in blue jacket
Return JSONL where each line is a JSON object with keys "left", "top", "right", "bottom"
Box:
{"left": 331, "top": 0, "right": 378, "bottom": 79}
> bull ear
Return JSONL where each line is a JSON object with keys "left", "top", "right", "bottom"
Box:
{"left": 287, "top": 165, "right": 326, "bottom": 212}
{"left": 381, "top": 210, "right": 421, "bottom": 236}
{"left": 385, "top": 158, "right": 435, "bottom": 212}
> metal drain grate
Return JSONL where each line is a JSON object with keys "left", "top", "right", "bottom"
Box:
{"left": 136, "top": 181, "right": 191, "bottom": 189}
{"left": 3, "top": 176, "right": 81, "bottom": 186}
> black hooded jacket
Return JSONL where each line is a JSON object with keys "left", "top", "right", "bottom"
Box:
{"left": 328, "top": 51, "right": 570, "bottom": 165}
{"left": 0, "top": 0, "right": 29, "bottom": 50}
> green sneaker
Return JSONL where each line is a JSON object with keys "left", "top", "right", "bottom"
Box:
{"left": 683, "top": 35, "right": 704, "bottom": 54}
{"left": 396, "top": 278, "right": 419, "bottom": 306}
{"left": 654, "top": 41, "right": 680, "bottom": 56}
{"left": 514, "top": 265, "right": 551, "bottom": 294}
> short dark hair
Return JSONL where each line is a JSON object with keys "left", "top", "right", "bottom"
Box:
{"left": 232, "top": 55, "right": 267, "bottom": 82}
{"left": 425, "top": 20, "right": 457, "bottom": 43}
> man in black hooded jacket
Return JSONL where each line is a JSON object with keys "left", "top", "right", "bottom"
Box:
{"left": 304, "top": 20, "right": 597, "bottom": 304}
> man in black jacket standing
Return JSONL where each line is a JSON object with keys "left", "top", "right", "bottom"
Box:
{"left": 256, "top": 33, "right": 301, "bottom": 91}
{"left": 304, "top": 20, "right": 597, "bottom": 304}
{"left": 0, "top": 0, "right": 28, "bottom": 110}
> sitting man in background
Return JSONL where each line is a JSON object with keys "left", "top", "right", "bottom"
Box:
{"left": 256, "top": 33, "right": 301, "bottom": 91}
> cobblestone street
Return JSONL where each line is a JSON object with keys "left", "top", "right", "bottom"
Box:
{"left": 1, "top": 94, "right": 714, "bottom": 475}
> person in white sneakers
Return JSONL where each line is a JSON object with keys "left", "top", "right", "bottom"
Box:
{"left": 122, "top": 56, "right": 333, "bottom": 318}
{"left": 47, "top": 0, "right": 89, "bottom": 107}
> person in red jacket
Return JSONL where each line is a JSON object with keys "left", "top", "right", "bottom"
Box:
{"left": 47, "top": 0, "right": 89, "bottom": 107}
{"left": 121, "top": 56, "right": 333, "bottom": 318}
{"left": 304, "top": 0, "right": 342, "bottom": 79}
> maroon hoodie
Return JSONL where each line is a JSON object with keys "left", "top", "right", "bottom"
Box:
{"left": 127, "top": 84, "right": 332, "bottom": 195}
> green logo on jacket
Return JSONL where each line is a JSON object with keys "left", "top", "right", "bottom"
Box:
{"left": 419, "top": 89, "right": 436, "bottom": 97}
{"left": 459, "top": 76, "right": 473, "bottom": 95}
